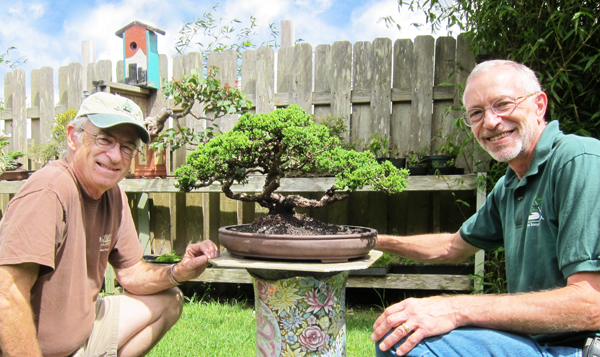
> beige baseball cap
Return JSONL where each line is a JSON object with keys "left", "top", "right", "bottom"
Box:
{"left": 75, "top": 92, "right": 150, "bottom": 143}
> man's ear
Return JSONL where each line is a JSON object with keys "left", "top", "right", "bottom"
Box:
{"left": 66, "top": 125, "right": 79, "bottom": 151}
{"left": 535, "top": 92, "right": 549, "bottom": 120}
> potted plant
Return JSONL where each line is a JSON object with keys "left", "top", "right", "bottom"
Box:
{"left": 143, "top": 251, "right": 183, "bottom": 264}
{"left": 172, "top": 104, "right": 410, "bottom": 356}
{"left": 366, "top": 133, "right": 405, "bottom": 169}
{"left": 174, "top": 104, "right": 410, "bottom": 262}
{"left": 429, "top": 131, "right": 462, "bottom": 175}
{"left": 0, "top": 138, "right": 27, "bottom": 181}
{"left": 405, "top": 148, "right": 430, "bottom": 176}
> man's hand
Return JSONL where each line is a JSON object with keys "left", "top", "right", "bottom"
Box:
{"left": 371, "top": 296, "right": 461, "bottom": 355}
{"left": 172, "top": 240, "right": 220, "bottom": 282}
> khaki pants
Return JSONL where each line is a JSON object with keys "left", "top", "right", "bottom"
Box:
{"left": 71, "top": 295, "right": 120, "bottom": 357}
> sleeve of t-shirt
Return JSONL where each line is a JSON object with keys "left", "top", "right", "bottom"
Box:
{"left": 0, "top": 189, "right": 65, "bottom": 270}
{"left": 108, "top": 188, "right": 143, "bottom": 269}
{"left": 459, "top": 178, "right": 505, "bottom": 251}
{"left": 554, "top": 151, "right": 600, "bottom": 278}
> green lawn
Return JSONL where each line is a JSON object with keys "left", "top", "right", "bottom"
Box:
{"left": 147, "top": 298, "right": 381, "bottom": 356}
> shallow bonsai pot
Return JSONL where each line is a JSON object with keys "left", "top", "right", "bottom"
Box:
{"left": 218, "top": 225, "right": 378, "bottom": 263}
{"left": 0, "top": 170, "right": 34, "bottom": 181}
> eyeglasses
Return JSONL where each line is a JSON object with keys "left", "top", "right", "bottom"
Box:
{"left": 462, "top": 92, "right": 538, "bottom": 127}
{"left": 81, "top": 129, "right": 139, "bottom": 159}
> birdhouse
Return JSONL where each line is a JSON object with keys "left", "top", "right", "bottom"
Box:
{"left": 115, "top": 21, "right": 165, "bottom": 89}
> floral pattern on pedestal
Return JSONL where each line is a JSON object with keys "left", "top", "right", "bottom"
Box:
{"left": 252, "top": 272, "right": 348, "bottom": 357}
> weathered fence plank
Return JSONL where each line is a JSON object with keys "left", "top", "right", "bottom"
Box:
{"left": 352, "top": 41, "right": 373, "bottom": 148}
{"left": 277, "top": 46, "right": 294, "bottom": 105}
{"left": 432, "top": 36, "right": 457, "bottom": 151}
{"left": 212, "top": 49, "right": 237, "bottom": 131}
{"left": 241, "top": 50, "right": 257, "bottom": 115}
{"left": 39, "top": 67, "right": 55, "bottom": 142}
{"left": 11, "top": 70, "right": 27, "bottom": 161}
{"left": 313, "top": 44, "right": 331, "bottom": 121}
{"left": 413, "top": 35, "right": 435, "bottom": 152}
{"left": 255, "top": 46, "right": 275, "bottom": 114}
{"left": 392, "top": 39, "right": 414, "bottom": 157}
{"left": 294, "top": 43, "right": 313, "bottom": 113}
{"left": 330, "top": 41, "right": 352, "bottom": 142}
{"left": 372, "top": 38, "right": 392, "bottom": 139}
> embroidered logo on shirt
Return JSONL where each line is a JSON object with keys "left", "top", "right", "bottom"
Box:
{"left": 99, "top": 234, "right": 112, "bottom": 252}
{"left": 527, "top": 196, "right": 544, "bottom": 227}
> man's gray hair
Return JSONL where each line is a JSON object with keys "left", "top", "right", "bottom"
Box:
{"left": 463, "top": 60, "right": 542, "bottom": 104}
{"left": 70, "top": 115, "right": 89, "bottom": 143}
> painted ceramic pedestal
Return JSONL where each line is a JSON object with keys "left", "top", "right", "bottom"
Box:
{"left": 209, "top": 251, "right": 382, "bottom": 357}
{"left": 250, "top": 269, "right": 348, "bottom": 357}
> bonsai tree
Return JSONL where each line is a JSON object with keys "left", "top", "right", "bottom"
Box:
{"left": 0, "top": 137, "right": 24, "bottom": 173}
{"left": 174, "top": 104, "right": 409, "bottom": 216}
{"left": 144, "top": 66, "right": 251, "bottom": 151}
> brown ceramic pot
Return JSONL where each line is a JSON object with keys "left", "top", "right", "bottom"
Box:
{"left": 218, "top": 225, "right": 377, "bottom": 263}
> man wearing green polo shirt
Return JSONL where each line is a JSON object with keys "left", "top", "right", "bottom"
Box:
{"left": 372, "top": 60, "right": 600, "bottom": 357}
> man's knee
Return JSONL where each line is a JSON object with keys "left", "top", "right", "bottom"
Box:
{"left": 158, "top": 287, "right": 184, "bottom": 323}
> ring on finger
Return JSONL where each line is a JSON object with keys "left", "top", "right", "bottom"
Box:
{"left": 400, "top": 322, "right": 410, "bottom": 333}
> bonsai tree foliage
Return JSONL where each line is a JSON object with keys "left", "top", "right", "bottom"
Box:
{"left": 144, "top": 67, "right": 251, "bottom": 151}
{"left": 0, "top": 137, "right": 24, "bottom": 173}
{"left": 174, "top": 105, "right": 409, "bottom": 216}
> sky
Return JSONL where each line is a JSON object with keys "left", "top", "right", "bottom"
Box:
{"left": 0, "top": 0, "right": 455, "bottom": 104}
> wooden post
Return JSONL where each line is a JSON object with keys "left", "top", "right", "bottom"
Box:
{"left": 82, "top": 40, "right": 96, "bottom": 93}
{"left": 281, "top": 20, "right": 294, "bottom": 48}
{"left": 39, "top": 67, "right": 55, "bottom": 143}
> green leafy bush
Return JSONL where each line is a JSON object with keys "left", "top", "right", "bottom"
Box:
{"left": 155, "top": 251, "right": 183, "bottom": 263}
{"left": 175, "top": 105, "right": 410, "bottom": 215}
{"left": 28, "top": 108, "right": 76, "bottom": 166}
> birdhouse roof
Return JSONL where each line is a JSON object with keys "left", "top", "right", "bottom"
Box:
{"left": 115, "top": 21, "right": 166, "bottom": 38}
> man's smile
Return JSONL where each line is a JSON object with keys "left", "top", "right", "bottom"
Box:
{"left": 487, "top": 130, "right": 515, "bottom": 142}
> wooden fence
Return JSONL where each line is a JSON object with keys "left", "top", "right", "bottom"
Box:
{"left": 0, "top": 33, "right": 479, "bottom": 255}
